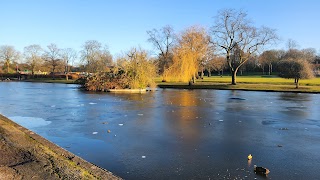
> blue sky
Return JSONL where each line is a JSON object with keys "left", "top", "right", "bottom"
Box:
{"left": 1, "top": 0, "right": 319, "bottom": 62}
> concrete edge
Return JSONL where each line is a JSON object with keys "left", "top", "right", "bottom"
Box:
{"left": 0, "top": 114, "right": 122, "bottom": 179}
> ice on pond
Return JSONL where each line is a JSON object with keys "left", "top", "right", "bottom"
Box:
{"left": 9, "top": 116, "right": 51, "bottom": 128}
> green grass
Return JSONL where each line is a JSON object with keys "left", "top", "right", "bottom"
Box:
{"left": 22, "top": 76, "right": 320, "bottom": 93}
{"left": 202, "top": 76, "right": 320, "bottom": 86}
{"left": 156, "top": 76, "right": 320, "bottom": 93}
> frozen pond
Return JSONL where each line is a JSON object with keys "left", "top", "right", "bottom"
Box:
{"left": 0, "top": 82, "right": 319, "bottom": 179}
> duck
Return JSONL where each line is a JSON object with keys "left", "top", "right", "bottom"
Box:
{"left": 248, "top": 154, "right": 252, "bottom": 160}
{"left": 254, "top": 165, "right": 270, "bottom": 175}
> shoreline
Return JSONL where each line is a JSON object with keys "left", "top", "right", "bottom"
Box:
{"left": 0, "top": 114, "right": 121, "bottom": 179}
{"left": 1, "top": 78, "right": 319, "bottom": 93}
{"left": 157, "top": 83, "right": 320, "bottom": 94}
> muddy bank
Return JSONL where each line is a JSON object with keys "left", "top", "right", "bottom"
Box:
{"left": 0, "top": 114, "right": 121, "bottom": 180}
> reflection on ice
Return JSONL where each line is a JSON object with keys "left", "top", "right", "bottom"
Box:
{"left": 9, "top": 116, "right": 51, "bottom": 128}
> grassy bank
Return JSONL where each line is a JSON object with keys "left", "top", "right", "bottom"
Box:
{"left": 9, "top": 75, "right": 320, "bottom": 93}
{"left": 156, "top": 76, "right": 320, "bottom": 93}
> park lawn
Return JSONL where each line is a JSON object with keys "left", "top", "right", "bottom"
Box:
{"left": 198, "top": 76, "right": 320, "bottom": 86}
{"left": 23, "top": 76, "right": 320, "bottom": 93}
{"left": 155, "top": 76, "right": 320, "bottom": 86}
{"left": 156, "top": 76, "right": 320, "bottom": 93}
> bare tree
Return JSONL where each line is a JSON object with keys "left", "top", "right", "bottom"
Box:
{"left": 81, "top": 40, "right": 101, "bottom": 72}
{"left": 24, "top": 44, "right": 43, "bottom": 77}
{"left": 80, "top": 40, "right": 112, "bottom": 73}
{"left": 147, "top": 25, "right": 175, "bottom": 79}
{"left": 258, "top": 50, "right": 279, "bottom": 75}
{"left": 301, "top": 48, "right": 317, "bottom": 63}
{"left": 61, "top": 48, "right": 77, "bottom": 80}
{"left": 211, "top": 9, "right": 278, "bottom": 85}
{"left": 44, "top": 44, "right": 61, "bottom": 79}
{"left": 283, "top": 48, "right": 317, "bottom": 63}
{"left": 205, "top": 54, "right": 226, "bottom": 76}
{"left": 0, "top": 45, "right": 20, "bottom": 73}
{"left": 98, "top": 45, "right": 113, "bottom": 68}
{"left": 286, "top": 39, "right": 299, "bottom": 50}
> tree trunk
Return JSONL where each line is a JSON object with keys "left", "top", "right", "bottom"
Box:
{"left": 66, "top": 65, "right": 69, "bottom": 81}
{"left": 268, "top": 63, "right": 272, "bottom": 75}
{"left": 6, "top": 61, "right": 10, "bottom": 73}
{"left": 189, "top": 75, "right": 196, "bottom": 86}
{"left": 52, "top": 67, "right": 55, "bottom": 79}
{"left": 295, "top": 78, "right": 299, "bottom": 89}
{"left": 231, "top": 68, "right": 239, "bottom": 85}
{"left": 193, "top": 74, "right": 196, "bottom": 83}
{"left": 200, "top": 69, "right": 204, "bottom": 79}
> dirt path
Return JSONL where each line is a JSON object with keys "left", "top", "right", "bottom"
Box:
{"left": 0, "top": 114, "right": 121, "bottom": 180}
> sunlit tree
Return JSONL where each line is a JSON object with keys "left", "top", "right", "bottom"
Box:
{"left": 24, "top": 44, "right": 43, "bottom": 76}
{"left": 43, "top": 44, "right": 62, "bottom": 79}
{"left": 278, "top": 58, "right": 314, "bottom": 88}
{"left": 0, "top": 45, "right": 20, "bottom": 73}
{"left": 61, "top": 48, "right": 77, "bottom": 80}
{"left": 121, "top": 47, "right": 156, "bottom": 89}
{"left": 258, "top": 50, "right": 279, "bottom": 75}
{"left": 211, "top": 9, "right": 278, "bottom": 85}
{"left": 165, "top": 26, "right": 210, "bottom": 83}
{"left": 80, "top": 40, "right": 112, "bottom": 73}
{"left": 85, "top": 47, "right": 157, "bottom": 91}
{"left": 278, "top": 42, "right": 317, "bottom": 88}
{"left": 205, "top": 54, "right": 226, "bottom": 76}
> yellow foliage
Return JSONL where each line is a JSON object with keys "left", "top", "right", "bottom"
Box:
{"left": 165, "top": 26, "right": 209, "bottom": 82}
{"left": 116, "top": 48, "right": 157, "bottom": 89}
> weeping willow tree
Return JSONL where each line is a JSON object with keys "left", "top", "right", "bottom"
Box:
{"left": 164, "top": 26, "right": 210, "bottom": 83}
